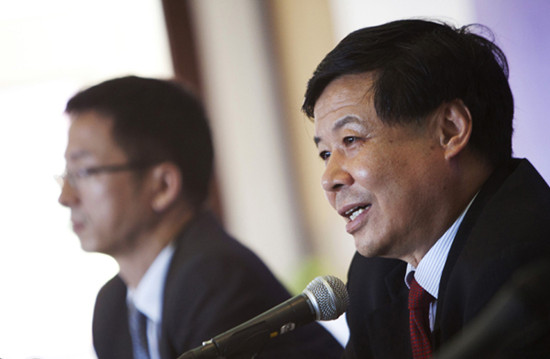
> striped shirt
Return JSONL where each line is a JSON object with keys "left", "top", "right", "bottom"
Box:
{"left": 405, "top": 196, "right": 476, "bottom": 330}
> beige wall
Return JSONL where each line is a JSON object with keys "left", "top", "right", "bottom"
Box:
{"left": 266, "top": 0, "right": 356, "bottom": 284}
{"left": 189, "top": 0, "right": 356, "bottom": 291}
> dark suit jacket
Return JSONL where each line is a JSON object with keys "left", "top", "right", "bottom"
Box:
{"left": 92, "top": 211, "right": 342, "bottom": 359}
{"left": 343, "top": 159, "right": 550, "bottom": 358}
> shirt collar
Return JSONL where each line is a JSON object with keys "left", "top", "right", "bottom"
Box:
{"left": 127, "top": 243, "right": 176, "bottom": 323}
{"left": 405, "top": 195, "right": 477, "bottom": 299}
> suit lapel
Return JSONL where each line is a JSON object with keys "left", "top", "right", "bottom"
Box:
{"left": 434, "top": 160, "right": 517, "bottom": 348}
{"left": 368, "top": 263, "right": 412, "bottom": 358}
{"left": 93, "top": 276, "right": 134, "bottom": 359}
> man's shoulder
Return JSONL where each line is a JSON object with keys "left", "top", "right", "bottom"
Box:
{"left": 169, "top": 211, "right": 277, "bottom": 279}
{"left": 499, "top": 158, "right": 550, "bottom": 203}
{"left": 490, "top": 158, "right": 550, "bottom": 207}
{"left": 173, "top": 211, "right": 249, "bottom": 255}
{"left": 163, "top": 210, "right": 291, "bottom": 311}
{"left": 95, "top": 274, "right": 127, "bottom": 308}
{"left": 464, "top": 158, "right": 550, "bottom": 251}
{"left": 436, "top": 159, "right": 550, "bottom": 335}
{"left": 92, "top": 274, "right": 132, "bottom": 358}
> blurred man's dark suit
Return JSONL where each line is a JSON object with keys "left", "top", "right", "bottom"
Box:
{"left": 92, "top": 211, "right": 343, "bottom": 359}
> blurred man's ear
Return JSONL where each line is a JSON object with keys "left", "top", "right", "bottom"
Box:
{"left": 438, "top": 99, "right": 473, "bottom": 160}
{"left": 150, "top": 162, "right": 183, "bottom": 212}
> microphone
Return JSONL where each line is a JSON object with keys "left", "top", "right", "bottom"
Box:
{"left": 434, "top": 259, "right": 550, "bottom": 358}
{"left": 177, "top": 275, "right": 349, "bottom": 359}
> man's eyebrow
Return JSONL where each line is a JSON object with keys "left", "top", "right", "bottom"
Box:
{"left": 314, "top": 115, "right": 362, "bottom": 146}
{"left": 67, "top": 149, "right": 91, "bottom": 161}
{"left": 333, "top": 115, "right": 362, "bottom": 131}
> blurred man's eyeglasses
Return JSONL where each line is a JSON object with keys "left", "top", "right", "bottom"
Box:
{"left": 56, "top": 162, "right": 153, "bottom": 189}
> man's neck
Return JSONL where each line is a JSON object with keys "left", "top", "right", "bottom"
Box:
{"left": 404, "top": 153, "right": 493, "bottom": 267}
{"left": 116, "top": 209, "right": 195, "bottom": 289}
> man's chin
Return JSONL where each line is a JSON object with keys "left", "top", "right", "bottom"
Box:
{"left": 355, "top": 238, "right": 377, "bottom": 258}
{"left": 79, "top": 243, "right": 95, "bottom": 253}
{"left": 78, "top": 236, "right": 99, "bottom": 253}
{"left": 354, "top": 232, "right": 373, "bottom": 257}
{"left": 354, "top": 235, "right": 391, "bottom": 258}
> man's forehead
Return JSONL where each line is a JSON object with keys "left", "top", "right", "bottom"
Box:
{"left": 312, "top": 73, "right": 375, "bottom": 120}
{"left": 65, "top": 111, "right": 123, "bottom": 163}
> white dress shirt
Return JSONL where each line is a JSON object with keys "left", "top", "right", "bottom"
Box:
{"left": 127, "top": 243, "right": 176, "bottom": 359}
{"left": 405, "top": 196, "right": 476, "bottom": 331}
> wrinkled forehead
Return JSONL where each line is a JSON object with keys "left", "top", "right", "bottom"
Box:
{"left": 313, "top": 73, "right": 377, "bottom": 143}
{"left": 313, "top": 73, "right": 375, "bottom": 121}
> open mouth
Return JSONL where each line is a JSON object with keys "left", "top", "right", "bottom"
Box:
{"left": 344, "top": 205, "right": 371, "bottom": 222}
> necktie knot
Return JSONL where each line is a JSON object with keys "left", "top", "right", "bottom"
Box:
{"left": 408, "top": 277, "right": 434, "bottom": 310}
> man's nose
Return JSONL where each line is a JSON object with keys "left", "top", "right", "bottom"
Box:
{"left": 321, "top": 151, "right": 353, "bottom": 192}
{"left": 58, "top": 178, "right": 79, "bottom": 207}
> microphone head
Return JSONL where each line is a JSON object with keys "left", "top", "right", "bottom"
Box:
{"left": 303, "top": 275, "right": 349, "bottom": 321}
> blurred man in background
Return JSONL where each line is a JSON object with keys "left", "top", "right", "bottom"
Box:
{"left": 302, "top": 19, "right": 550, "bottom": 358}
{"left": 58, "top": 76, "right": 342, "bottom": 359}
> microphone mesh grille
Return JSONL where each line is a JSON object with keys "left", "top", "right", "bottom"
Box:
{"left": 304, "top": 275, "right": 349, "bottom": 321}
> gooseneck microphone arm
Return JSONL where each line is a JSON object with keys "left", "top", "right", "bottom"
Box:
{"left": 177, "top": 275, "right": 349, "bottom": 359}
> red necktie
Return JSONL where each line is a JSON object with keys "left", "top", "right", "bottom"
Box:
{"left": 409, "top": 276, "right": 434, "bottom": 359}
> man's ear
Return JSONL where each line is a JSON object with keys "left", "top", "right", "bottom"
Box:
{"left": 438, "top": 99, "right": 472, "bottom": 160}
{"left": 149, "top": 162, "right": 183, "bottom": 212}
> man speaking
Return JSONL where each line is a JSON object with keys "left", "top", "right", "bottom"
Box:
{"left": 302, "top": 19, "right": 550, "bottom": 358}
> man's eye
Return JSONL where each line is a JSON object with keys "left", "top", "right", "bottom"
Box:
{"left": 343, "top": 136, "right": 357, "bottom": 145}
{"left": 319, "top": 150, "right": 331, "bottom": 160}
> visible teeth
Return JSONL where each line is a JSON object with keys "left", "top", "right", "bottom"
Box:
{"left": 349, "top": 207, "right": 365, "bottom": 221}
